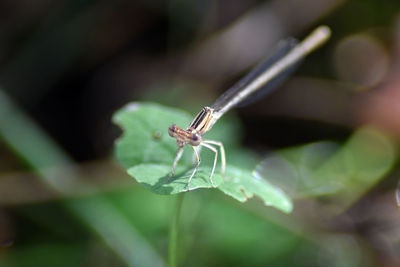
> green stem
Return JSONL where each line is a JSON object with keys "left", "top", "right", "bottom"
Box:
{"left": 168, "top": 193, "right": 185, "bottom": 267}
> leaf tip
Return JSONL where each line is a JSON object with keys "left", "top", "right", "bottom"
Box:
{"left": 274, "top": 198, "right": 293, "bottom": 213}
{"left": 124, "top": 102, "right": 142, "bottom": 112}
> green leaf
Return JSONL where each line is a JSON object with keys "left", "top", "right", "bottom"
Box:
{"left": 128, "top": 163, "right": 224, "bottom": 194}
{"left": 218, "top": 166, "right": 293, "bottom": 213}
{"left": 113, "top": 102, "right": 293, "bottom": 212}
{"left": 113, "top": 102, "right": 192, "bottom": 168}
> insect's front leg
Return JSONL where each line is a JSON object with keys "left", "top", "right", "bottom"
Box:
{"left": 192, "top": 146, "right": 202, "bottom": 165}
{"left": 169, "top": 147, "right": 184, "bottom": 181}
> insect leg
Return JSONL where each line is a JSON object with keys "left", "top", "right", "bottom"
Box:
{"left": 203, "top": 140, "right": 225, "bottom": 176}
{"left": 187, "top": 146, "right": 201, "bottom": 190}
{"left": 169, "top": 147, "right": 184, "bottom": 181}
{"left": 200, "top": 142, "right": 218, "bottom": 187}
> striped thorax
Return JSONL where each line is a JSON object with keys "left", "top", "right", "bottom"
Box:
{"left": 168, "top": 107, "right": 215, "bottom": 147}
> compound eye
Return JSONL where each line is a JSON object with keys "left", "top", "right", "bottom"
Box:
{"left": 168, "top": 124, "right": 177, "bottom": 137}
{"left": 191, "top": 133, "right": 201, "bottom": 145}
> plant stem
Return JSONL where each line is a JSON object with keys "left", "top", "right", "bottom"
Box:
{"left": 168, "top": 193, "right": 185, "bottom": 267}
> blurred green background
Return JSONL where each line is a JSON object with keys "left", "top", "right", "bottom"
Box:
{"left": 1, "top": 0, "right": 400, "bottom": 266}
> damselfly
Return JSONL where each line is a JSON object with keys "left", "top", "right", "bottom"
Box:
{"left": 168, "top": 26, "right": 331, "bottom": 190}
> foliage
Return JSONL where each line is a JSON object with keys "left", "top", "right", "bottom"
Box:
{"left": 113, "top": 102, "right": 293, "bottom": 213}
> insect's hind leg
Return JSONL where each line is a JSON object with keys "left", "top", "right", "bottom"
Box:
{"left": 203, "top": 140, "right": 225, "bottom": 176}
{"left": 200, "top": 142, "right": 218, "bottom": 187}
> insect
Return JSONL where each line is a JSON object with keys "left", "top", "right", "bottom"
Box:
{"left": 168, "top": 26, "right": 331, "bottom": 190}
